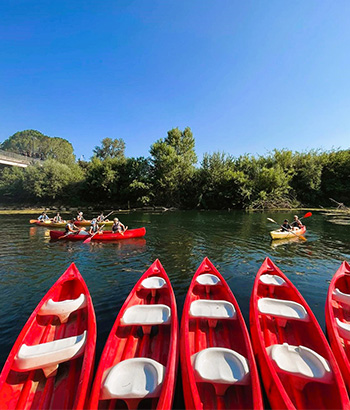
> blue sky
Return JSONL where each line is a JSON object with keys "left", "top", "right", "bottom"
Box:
{"left": 1, "top": 1, "right": 350, "bottom": 161}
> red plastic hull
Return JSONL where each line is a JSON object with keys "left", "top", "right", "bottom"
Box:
{"left": 250, "top": 257, "right": 349, "bottom": 409}
{"left": 0, "top": 263, "right": 97, "bottom": 409}
{"left": 180, "top": 257, "right": 263, "bottom": 409}
{"left": 89, "top": 259, "right": 178, "bottom": 409}
{"left": 325, "top": 261, "right": 350, "bottom": 391}
{"left": 49, "top": 227, "right": 146, "bottom": 241}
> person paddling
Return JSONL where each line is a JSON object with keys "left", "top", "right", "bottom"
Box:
{"left": 89, "top": 219, "right": 102, "bottom": 235}
{"left": 96, "top": 212, "right": 109, "bottom": 223}
{"left": 65, "top": 220, "right": 80, "bottom": 235}
{"left": 112, "top": 218, "right": 126, "bottom": 234}
{"left": 76, "top": 211, "right": 85, "bottom": 222}
{"left": 37, "top": 212, "right": 50, "bottom": 222}
{"left": 280, "top": 219, "right": 292, "bottom": 232}
{"left": 53, "top": 212, "right": 62, "bottom": 223}
{"left": 291, "top": 215, "right": 303, "bottom": 229}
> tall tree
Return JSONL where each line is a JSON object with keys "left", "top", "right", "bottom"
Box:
{"left": 93, "top": 138, "right": 125, "bottom": 160}
{"left": 150, "top": 127, "right": 197, "bottom": 206}
{"left": 1, "top": 130, "right": 75, "bottom": 165}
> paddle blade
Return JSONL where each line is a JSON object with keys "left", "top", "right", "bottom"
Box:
{"left": 303, "top": 212, "right": 312, "bottom": 218}
{"left": 29, "top": 219, "right": 37, "bottom": 224}
{"left": 299, "top": 235, "right": 307, "bottom": 241}
{"left": 267, "top": 218, "right": 277, "bottom": 224}
{"left": 83, "top": 236, "right": 92, "bottom": 244}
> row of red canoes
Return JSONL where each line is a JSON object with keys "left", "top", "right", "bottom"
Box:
{"left": 49, "top": 227, "right": 146, "bottom": 241}
{"left": 1, "top": 258, "right": 350, "bottom": 409}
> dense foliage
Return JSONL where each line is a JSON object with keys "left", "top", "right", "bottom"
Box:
{"left": 0, "top": 128, "right": 349, "bottom": 209}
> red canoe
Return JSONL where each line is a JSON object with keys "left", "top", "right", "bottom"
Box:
{"left": 250, "top": 257, "right": 349, "bottom": 409}
{"left": 89, "top": 259, "right": 178, "bottom": 409}
{"left": 180, "top": 257, "right": 263, "bottom": 409}
{"left": 49, "top": 227, "right": 146, "bottom": 241}
{"left": 0, "top": 263, "right": 96, "bottom": 409}
{"left": 326, "top": 261, "right": 350, "bottom": 391}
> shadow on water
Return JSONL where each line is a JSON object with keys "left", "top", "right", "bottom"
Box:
{"left": 0, "top": 211, "right": 349, "bottom": 407}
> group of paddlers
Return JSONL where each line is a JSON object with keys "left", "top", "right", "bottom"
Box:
{"left": 37, "top": 211, "right": 127, "bottom": 236}
{"left": 280, "top": 215, "right": 303, "bottom": 232}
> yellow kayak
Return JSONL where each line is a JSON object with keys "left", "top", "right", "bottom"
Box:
{"left": 30, "top": 219, "right": 113, "bottom": 228}
{"left": 269, "top": 226, "right": 306, "bottom": 240}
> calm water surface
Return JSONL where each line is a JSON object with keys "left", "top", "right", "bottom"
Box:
{"left": 0, "top": 210, "right": 349, "bottom": 406}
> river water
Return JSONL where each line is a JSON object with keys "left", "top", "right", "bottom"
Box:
{"left": 0, "top": 210, "right": 349, "bottom": 406}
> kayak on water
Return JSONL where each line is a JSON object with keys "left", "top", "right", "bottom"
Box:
{"left": 250, "top": 257, "right": 349, "bottom": 410}
{"left": 325, "top": 261, "right": 350, "bottom": 392}
{"left": 30, "top": 220, "right": 67, "bottom": 228}
{"left": 89, "top": 259, "right": 178, "bottom": 410}
{"left": 30, "top": 219, "right": 114, "bottom": 228}
{"left": 49, "top": 227, "right": 146, "bottom": 241}
{"left": 0, "top": 263, "right": 96, "bottom": 409}
{"left": 180, "top": 257, "right": 263, "bottom": 410}
{"left": 270, "top": 225, "right": 306, "bottom": 240}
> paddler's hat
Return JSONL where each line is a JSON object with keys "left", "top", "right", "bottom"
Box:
{"left": 294, "top": 215, "right": 298, "bottom": 218}
{"left": 114, "top": 218, "right": 119, "bottom": 222}
{"left": 284, "top": 219, "right": 288, "bottom": 222}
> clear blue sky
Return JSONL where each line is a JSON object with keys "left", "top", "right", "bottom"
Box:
{"left": 1, "top": 0, "right": 350, "bottom": 161}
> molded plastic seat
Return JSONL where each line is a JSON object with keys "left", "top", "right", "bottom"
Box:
{"left": 260, "top": 274, "right": 286, "bottom": 286}
{"left": 266, "top": 343, "right": 331, "bottom": 381}
{"left": 141, "top": 276, "right": 166, "bottom": 290}
{"left": 101, "top": 358, "right": 165, "bottom": 400}
{"left": 196, "top": 274, "right": 221, "bottom": 286}
{"left": 38, "top": 294, "right": 87, "bottom": 323}
{"left": 121, "top": 304, "right": 171, "bottom": 326}
{"left": 336, "top": 317, "right": 350, "bottom": 340}
{"left": 192, "top": 347, "right": 249, "bottom": 385}
{"left": 258, "top": 298, "right": 308, "bottom": 320}
{"left": 333, "top": 288, "right": 350, "bottom": 306}
{"left": 189, "top": 300, "right": 236, "bottom": 319}
{"left": 14, "top": 331, "right": 87, "bottom": 377}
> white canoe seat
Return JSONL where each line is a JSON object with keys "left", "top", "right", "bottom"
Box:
{"left": 141, "top": 276, "right": 166, "bottom": 290}
{"left": 260, "top": 274, "right": 286, "bottom": 287}
{"left": 192, "top": 347, "right": 249, "bottom": 385}
{"left": 266, "top": 343, "right": 331, "bottom": 382}
{"left": 13, "top": 331, "right": 87, "bottom": 378}
{"left": 38, "top": 293, "right": 87, "bottom": 323}
{"left": 336, "top": 318, "right": 350, "bottom": 340}
{"left": 196, "top": 274, "right": 221, "bottom": 286}
{"left": 258, "top": 298, "right": 308, "bottom": 321}
{"left": 101, "top": 358, "right": 165, "bottom": 400}
{"left": 333, "top": 288, "right": 350, "bottom": 306}
{"left": 121, "top": 304, "right": 171, "bottom": 326}
{"left": 189, "top": 300, "right": 236, "bottom": 320}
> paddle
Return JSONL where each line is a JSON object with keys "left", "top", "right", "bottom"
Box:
{"left": 102, "top": 210, "right": 114, "bottom": 221}
{"left": 300, "top": 211, "right": 312, "bottom": 220}
{"left": 29, "top": 219, "right": 37, "bottom": 224}
{"left": 267, "top": 217, "right": 307, "bottom": 241}
{"left": 83, "top": 224, "right": 105, "bottom": 244}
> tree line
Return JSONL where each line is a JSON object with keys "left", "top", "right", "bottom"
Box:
{"left": 0, "top": 129, "right": 349, "bottom": 209}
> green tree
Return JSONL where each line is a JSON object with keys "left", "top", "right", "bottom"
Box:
{"left": 93, "top": 138, "right": 126, "bottom": 160}
{"left": 150, "top": 127, "right": 197, "bottom": 206}
{"left": 22, "top": 160, "right": 84, "bottom": 200}
{"left": 1, "top": 130, "right": 75, "bottom": 165}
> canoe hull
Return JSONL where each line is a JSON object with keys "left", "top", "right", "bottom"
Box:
{"left": 270, "top": 225, "right": 306, "bottom": 239}
{"left": 0, "top": 263, "right": 97, "bottom": 409}
{"left": 325, "top": 261, "right": 350, "bottom": 391}
{"left": 89, "top": 259, "right": 178, "bottom": 409}
{"left": 49, "top": 227, "right": 146, "bottom": 241}
{"left": 250, "top": 257, "right": 349, "bottom": 409}
{"left": 180, "top": 257, "right": 263, "bottom": 409}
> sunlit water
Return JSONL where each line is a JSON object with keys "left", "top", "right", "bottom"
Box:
{"left": 0, "top": 211, "right": 349, "bottom": 407}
